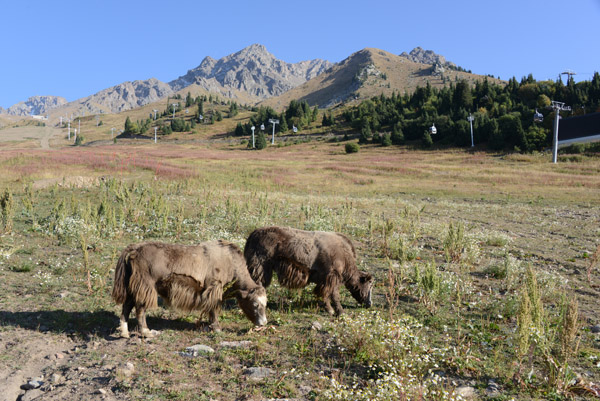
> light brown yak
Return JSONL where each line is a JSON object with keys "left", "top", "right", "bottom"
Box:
{"left": 112, "top": 240, "right": 267, "bottom": 337}
{"left": 244, "top": 226, "right": 373, "bottom": 316}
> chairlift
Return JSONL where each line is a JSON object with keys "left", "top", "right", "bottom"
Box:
{"left": 429, "top": 124, "right": 437, "bottom": 135}
{"left": 533, "top": 109, "right": 544, "bottom": 123}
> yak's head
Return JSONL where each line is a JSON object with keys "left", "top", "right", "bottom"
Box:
{"left": 237, "top": 286, "right": 268, "bottom": 326}
{"left": 348, "top": 271, "right": 374, "bottom": 308}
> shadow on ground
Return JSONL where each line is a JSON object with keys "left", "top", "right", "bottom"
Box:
{"left": 0, "top": 310, "right": 197, "bottom": 338}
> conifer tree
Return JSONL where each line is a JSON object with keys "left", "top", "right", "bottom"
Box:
{"left": 255, "top": 131, "right": 267, "bottom": 150}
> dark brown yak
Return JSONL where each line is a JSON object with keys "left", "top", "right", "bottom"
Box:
{"left": 112, "top": 240, "right": 267, "bottom": 337}
{"left": 244, "top": 226, "right": 373, "bottom": 316}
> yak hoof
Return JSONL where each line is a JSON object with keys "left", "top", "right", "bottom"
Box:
{"left": 197, "top": 321, "right": 221, "bottom": 332}
{"left": 140, "top": 328, "right": 155, "bottom": 338}
{"left": 118, "top": 324, "right": 130, "bottom": 338}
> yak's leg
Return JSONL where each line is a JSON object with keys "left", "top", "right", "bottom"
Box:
{"left": 136, "top": 304, "right": 154, "bottom": 338}
{"left": 197, "top": 308, "right": 222, "bottom": 332}
{"left": 331, "top": 289, "right": 344, "bottom": 317}
{"left": 314, "top": 284, "right": 336, "bottom": 316}
{"left": 118, "top": 295, "right": 135, "bottom": 338}
{"left": 207, "top": 308, "right": 222, "bottom": 332}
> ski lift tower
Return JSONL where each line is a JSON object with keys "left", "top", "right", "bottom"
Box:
{"left": 268, "top": 118, "right": 279, "bottom": 144}
{"left": 561, "top": 70, "right": 576, "bottom": 84}
{"left": 467, "top": 114, "right": 475, "bottom": 147}
{"left": 550, "top": 101, "right": 571, "bottom": 163}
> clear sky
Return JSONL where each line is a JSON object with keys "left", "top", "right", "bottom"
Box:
{"left": 1, "top": 0, "right": 598, "bottom": 109}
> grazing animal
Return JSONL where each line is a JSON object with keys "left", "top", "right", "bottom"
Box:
{"left": 112, "top": 240, "right": 267, "bottom": 337}
{"left": 244, "top": 226, "right": 373, "bottom": 316}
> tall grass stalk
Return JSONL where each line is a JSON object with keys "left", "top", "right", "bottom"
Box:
{"left": 1, "top": 188, "right": 14, "bottom": 233}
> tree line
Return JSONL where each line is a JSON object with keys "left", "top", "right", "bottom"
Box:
{"left": 341, "top": 73, "right": 600, "bottom": 151}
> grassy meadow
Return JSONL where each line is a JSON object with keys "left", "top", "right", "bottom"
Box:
{"left": 0, "top": 135, "right": 599, "bottom": 400}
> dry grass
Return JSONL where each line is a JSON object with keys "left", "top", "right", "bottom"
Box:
{"left": 0, "top": 138, "right": 599, "bottom": 400}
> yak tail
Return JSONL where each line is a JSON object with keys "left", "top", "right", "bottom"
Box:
{"left": 168, "top": 275, "right": 224, "bottom": 316}
{"left": 112, "top": 247, "right": 132, "bottom": 304}
{"left": 112, "top": 244, "right": 158, "bottom": 309}
{"left": 243, "top": 231, "right": 273, "bottom": 287}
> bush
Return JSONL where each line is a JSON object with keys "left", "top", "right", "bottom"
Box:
{"left": 74, "top": 135, "right": 84, "bottom": 146}
{"left": 345, "top": 142, "right": 360, "bottom": 153}
{"left": 422, "top": 131, "right": 433, "bottom": 148}
{"left": 391, "top": 124, "right": 405, "bottom": 145}
{"left": 255, "top": 131, "right": 267, "bottom": 150}
{"left": 381, "top": 133, "right": 392, "bottom": 147}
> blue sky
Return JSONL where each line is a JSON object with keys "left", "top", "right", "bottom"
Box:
{"left": 1, "top": 0, "right": 598, "bottom": 109}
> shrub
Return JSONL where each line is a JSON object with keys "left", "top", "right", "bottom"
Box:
{"left": 422, "top": 131, "right": 433, "bottom": 148}
{"left": 255, "top": 131, "right": 267, "bottom": 150}
{"left": 74, "top": 135, "right": 84, "bottom": 146}
{"left": 345, "top": 142, "right": 360, "bottom": 153}
{"left": 391, "top": 124, "right": 404, "bottom": 145}
{"left": 381, "top": 133, "right": 392, "bottom": 147}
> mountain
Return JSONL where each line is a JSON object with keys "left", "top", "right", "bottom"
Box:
{"left": 3, "top": 96, "right": 67, "bottom": 116}
{"left": 8, "top": 44, "right": 332, "bottom": 118}
{"left": 261, "top": 48, "right": 501, "bottom": 109}
{"left": 399, "top": 47, "right": 457, "bottom": 69}
{"left": 169, "top": 44, "right": 333, "bottom": 100}
{"left": 63, "top": 78, "right": 174, "bottom": 116}
{"left": 2, "top": 45, "right": 492, "bottom": 118}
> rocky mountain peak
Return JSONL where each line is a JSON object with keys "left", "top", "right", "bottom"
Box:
{"left": 169, "top": 44, "right": 333, "bottom": 99}
{"left": 399, "top": 47, "right": 456, "bottom": 69}
{"left": 3, "top": 96, "right": 67, "bottom": 116}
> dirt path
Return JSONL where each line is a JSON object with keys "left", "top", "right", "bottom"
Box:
{"left": 0, "top": 126, "right": 62, "bottom": 149}
{"left": 40, "top": 126, "right": 61, "bottom": 149}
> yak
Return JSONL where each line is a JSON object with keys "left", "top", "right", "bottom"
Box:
{"left": 112, "top": 240, "right": 267, "bottom": 337}
{"left": 244, "top": 226, "right": 373, "bottom": 316}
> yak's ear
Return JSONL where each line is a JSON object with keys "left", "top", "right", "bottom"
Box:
{"left": 360, "top": 273, "right": 373, "bottom": 283}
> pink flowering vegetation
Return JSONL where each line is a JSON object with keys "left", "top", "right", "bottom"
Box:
{"left": 0, "top": 148, "right": 195, "bottom": 180}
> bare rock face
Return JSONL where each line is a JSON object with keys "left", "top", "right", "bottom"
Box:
{"left": 73, "top": 78, "right": 174, "bottom": 115}
{"left": 4, "top": 96, "right": 67, "bottom": 116}
{"left": 400, "top": 47, "right": 457, "bottom": 69}
{"left": 170, "top": 43, "right": 332, "bottom": 99}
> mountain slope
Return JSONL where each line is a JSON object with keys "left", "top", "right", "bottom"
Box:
{"left": 262, "top": 48, "right": 502, "bottom": 110}
{"left": 4, "top": 96, "right": 67, "bottom": 116}
{"left": 169, "top": 44, "right": 332, "bottom": 100}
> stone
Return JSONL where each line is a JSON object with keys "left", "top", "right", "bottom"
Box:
{"left": 50, "top": 373, "right": 65, "bottom": 384}
{"left": 116, "top": 362, "right": 135, "bottom": 378}
{"left": 455, "top": 385, "right": 476, "bottom": 398}
{"left": 22, "top": 378, "right": 44, "bottom": 390}
{"left": 55, "top": 352, "right": 65, "bottom": 359}
{"left": 219, "top": 341, "right": 251, "bottom": 349}
{"left": 182, "top": 344, "right": 215, "bottom": 357}
{"left": 590, "top": 324, "right": 600, "bottom": 334}
{"left": 243, "top": 367, "right": 274, "bottom": 381}
{"left": 21, "top": 389, "right": 44, "bottom": 401}
{"left": 485, "top": 379, "right": 501, "bottom": 396}
{"left": 95, "top": 388, "right": 108, "bottom": 395}
{"left": 311, "top": 321, "right": 323, "bottom": 331}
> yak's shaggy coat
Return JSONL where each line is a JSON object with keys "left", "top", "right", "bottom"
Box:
{"left": 244, "top": 226, "right": 373, "bottom": 316}
{"left": 112, "top": 240, "right": 267, "bottom": 337}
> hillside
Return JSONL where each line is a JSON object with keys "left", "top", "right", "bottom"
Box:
{"left": 262, "top": 48, "right": 503, "bottom": 110}
{"left": 2, "top": 96, "right": 68, "bottom": 116}
{"left": 39, "top": 44, "right": 332, "bottom": 119}
{"left": 169, "top": 44, "right": 332, "bottom": 100}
